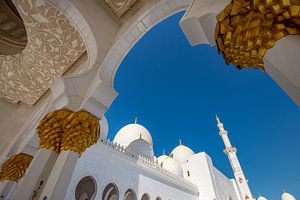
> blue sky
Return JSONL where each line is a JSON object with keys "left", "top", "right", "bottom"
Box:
{"left": 105, "top": 12, "right": 300, "bottom": 199}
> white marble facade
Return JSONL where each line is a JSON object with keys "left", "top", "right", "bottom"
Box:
{"left": 66, "top": 122, "right": 244, "bottom": 200}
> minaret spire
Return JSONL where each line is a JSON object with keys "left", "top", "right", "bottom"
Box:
{"left": 215, "top": 114, "right": 254, "bottom": 200}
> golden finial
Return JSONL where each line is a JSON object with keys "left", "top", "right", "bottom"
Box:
{"left": 179, "top": 139, "right": 183, "bottom": 146}
{"left": 134, "top": 117, "right": 138, "bottom": 124}
{"left": 282, "top": 189, "right": 286, "bottom": 194}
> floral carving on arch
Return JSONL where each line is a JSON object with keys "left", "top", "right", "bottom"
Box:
{"left": 0, "top": 0, "right": 86, "bottom": 105}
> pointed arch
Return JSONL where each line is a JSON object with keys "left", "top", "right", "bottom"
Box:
{"left": 75, "top": 176, "right": 97, "bottom": 200}
{"left": 124, "top": 189, "right": 137, "bottom": 200}
{"left": 102, "top": 183, "right": 119, "bottom": 200}
{"left": 141, "top": 193, "right": 150, "bottom": 200}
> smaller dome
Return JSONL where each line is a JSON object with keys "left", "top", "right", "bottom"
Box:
{"left": 257, "top": 195, "right": 268, "bottom": 200}
{"left": 282, "top": 192, "right": 296, "bottom": 200}
{"left": 171, "top": 142, "right": 194, "bottom": 163}
{"left": 161, "top": 157, "right": 183, "bottom": 177}
{"left": 157, "top": 155, "right": 168, "bottom": 165}
{"left": 114, "top": 123, "right": 153, "bottom": 147}
{"left": 126, "top": 138, "right": 154, "bottom": 160}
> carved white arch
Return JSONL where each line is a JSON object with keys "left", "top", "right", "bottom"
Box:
{"left": 97, "top": 0, "right": 231, "bottom": 88}
{"left": 98, "top": 0, "right": 192, "bottom": 86}
{"left": 95, "top": 0, "right": 300, "bottom": 108}
{"left": 47, "top": 0, "right": 119, "bottom": 117}
{"left": 78, "top": 0, "right": 232, "bottom": 117}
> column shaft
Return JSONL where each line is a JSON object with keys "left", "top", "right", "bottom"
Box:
{"left": 0, "top": 180, "right": 15, "bottom": 200}
{"left": 10, "top": 149, "right": 58, "bottom": 200}
{"left": 39, "top": 151, "right": 79, "bottom": 200}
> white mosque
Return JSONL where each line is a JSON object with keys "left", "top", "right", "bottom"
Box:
{"left": 0, "top": 0, "right": 299, "bottom": 199}
{"left": 64, "top": 116, "right": 296, "bottom": 200}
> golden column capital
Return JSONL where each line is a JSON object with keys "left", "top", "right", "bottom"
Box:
{"left": 215, "top": 0, "right": 300, "bottom": 70}
{"left": 37, "top": 109, "right": 73, "bottom": 153}
{"left": 37, "top": 108, "right": 100, "bottom": 155}
{"left": 60, "top": 110, "right": 100, "bottom": 155}
{"left": 0, "top": 153, "right": 33, "bottom": 182}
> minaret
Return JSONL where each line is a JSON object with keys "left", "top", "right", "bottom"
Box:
{"left": 216, "top": 115, "right": 254, "bottom": 200}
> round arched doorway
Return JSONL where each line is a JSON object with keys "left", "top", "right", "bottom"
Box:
{"left": 75, "top": 176, "right": 97, "bottom": 200}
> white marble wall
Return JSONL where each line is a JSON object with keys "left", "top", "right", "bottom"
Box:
{"left": 182, "top": 152, "right": 240, "bottom": 200}
{"left": 66, "top": 143, "right": 243, "bottom": 200}
{"left": 66, "top": 143, "right": 199, "bottom": 200}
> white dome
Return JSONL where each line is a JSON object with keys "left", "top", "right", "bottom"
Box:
{"left": 282, "top": 192, "right": 296, "bottom": 200}
{"left": 161, "top": 157, "right": 183, "bottom": 177}
{"left": 257, "top": 196, "right": 268, "bottom": 200}
{"left": 114, "top": 123, "right": 153, "bottom": 147}
{"left": 157, "top": 155, "right": 168, "bottom": 165}
{"left": 171, "top": 144, "right": 194, "bottom": 163}
{"left": 126, "top": 138, "right": 154, "bottom": 160}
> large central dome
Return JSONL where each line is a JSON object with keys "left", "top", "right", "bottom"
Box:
{"left": 113, "top": 123, "right": 153, "bottom": 147}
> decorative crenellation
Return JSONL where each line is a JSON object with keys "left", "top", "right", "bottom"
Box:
{"left": 37, "top": 109, "right": 100, "bottom": 155}
{"left": 0, "top": 0, "right": 86, "bottom": 105}
{"left": 215, "top": 0, "right": 300, "bottom": 71}
{"left": 98, "top": 138, "right": 196, "bottom": 188}
{"left": 0, "top": 153, "right": 33, "bottom": 182}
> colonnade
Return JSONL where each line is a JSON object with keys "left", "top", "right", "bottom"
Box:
{"left": 0, "top": 74, "right": 116, "bottom": 200}
{"left": 0, "top": 108, "right": 98, "bottom": 200}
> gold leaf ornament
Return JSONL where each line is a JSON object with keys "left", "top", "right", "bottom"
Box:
{"left": 37, "top": 109, "right": 73, "bottom": 153}
{"left": 0, "top": 153, "right": 33, "bottom": 182}
{"left": 61, "top": 111, "right": 100, "bottom": 155}
{"left": 37, "top": 109, "right": 100, "bottom": 155}
{"left": 215, "top": 0, "right": 300, "bottom": 70}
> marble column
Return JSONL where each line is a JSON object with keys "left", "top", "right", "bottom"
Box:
{"left": 10, "top": 149, "right": 58, "bottom": 200}
{"left": 38, "top": 151, "right": 79, "bottom": 200}
{"left": 264, "top": 35, "right": 300, "bottom": 107}
{"left": 0, "top": 180, "right": 15, "bottom": 200}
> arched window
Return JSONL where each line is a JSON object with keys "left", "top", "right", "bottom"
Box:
{"left": 124, "top": 189, "right": 136, "bottom": 200}
{"left": 102, "top": 183, "right": 119, "bottom": 200}
{"left": 141, "top": 193, "right": 150, "bottom": 200}
{"left": 156, "top": 197, "right": 162, "bottom": 200}
{"left": 75, "top": 176, "right": 97, "bottom": 200}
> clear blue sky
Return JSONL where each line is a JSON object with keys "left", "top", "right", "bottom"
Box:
{"left": 105, "top": 12, "right": 300, "bottom": 199}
